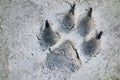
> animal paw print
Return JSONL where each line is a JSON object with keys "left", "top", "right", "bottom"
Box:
{"left": 37, "top": 3, "right": 103, "bottom": 72}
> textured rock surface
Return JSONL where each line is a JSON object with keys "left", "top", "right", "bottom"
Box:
{"left": 0, "top": 0, "right": 120, "bottom": 80}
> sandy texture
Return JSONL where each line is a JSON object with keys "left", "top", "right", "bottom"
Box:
{"left": 0, "top": 0, "right": 120, "bottom": 80}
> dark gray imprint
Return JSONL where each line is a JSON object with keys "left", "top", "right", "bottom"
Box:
{"left": 82, "top": 31, "right": 103, "bottom": 58}
{"left": 62, "top": 3, "right": 76, "bottom": 32}
{"left": 46, "top": 40, "right": 81, "bottom": 72}
{"left": 37, "top": 20, "right": 60, "bottom": 50}
{"left": 77, "top": 8, "right": 93, "bottom": 37}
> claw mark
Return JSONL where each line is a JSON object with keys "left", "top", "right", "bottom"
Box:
{"left": 45, "top": 20, "right": 50, "bottom": 29}
{"left": 96, "top": 31, "right": 103, "bottom": 40}
{"left": 69, "top": 3, "right": 76, "bottom": 15}
{"left": 87, "top": 7, "right": 92, "bottom": 17}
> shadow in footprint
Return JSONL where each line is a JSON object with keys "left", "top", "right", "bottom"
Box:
{"left": 82, "top": 31, "right": 103, "bottom": 61}
{"left": 46, "top": 40, "right": 81, "bottom": 72}
{"left": 37, "top": 20, "right": 60, "bottom": 50}
{"left": 62, "top": 3, "right": 76, "bottom": 32}
{"left": 77, "top": 8, "right": 94, "bottom": 37}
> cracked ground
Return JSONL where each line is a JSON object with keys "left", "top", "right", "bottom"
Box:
{"left": 0, "top": 0, "right": 120, "bottom": 80}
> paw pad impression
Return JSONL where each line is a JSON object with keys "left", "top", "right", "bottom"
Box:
{"left": 37, "top": 3, "right": 103, "bottom": 72}
{"left": 46, "top": 40, "right": 81, "bottom": 72}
